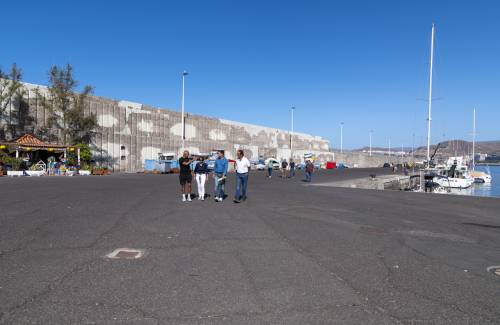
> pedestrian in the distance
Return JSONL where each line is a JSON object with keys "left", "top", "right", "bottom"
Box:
{"left": 194, "top": 156, "right": 209, "bottom": 200}
{"left": 304, "top": 160, "right": 314, "bottom": 182}
{"left": 233, "top": 149, "right": 251, "bottom": 203}
{"left": 178, "top": 150, "right": 194, "bottom": 202}
{"left": 213, "top": 150, "right": 228, "bottom": 202}
{"left": 281, "top": 159, "right": 288, "bottom": 178}
{"left": 267, "top": 159, "right": 274, "bottom": 178}
{"left": 289, "top": 159, "right": 295, "bottom": 178}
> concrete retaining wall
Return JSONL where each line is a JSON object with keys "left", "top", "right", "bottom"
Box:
{"left": 333, "top": 152, "right": 410, "bottom": 168}
{"left": 0, "top": 82, "right": 333, "bottom": 172}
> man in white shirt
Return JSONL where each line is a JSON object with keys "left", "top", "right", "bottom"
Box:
{"left": 233, "top": 149, "right": 251, "bottom": 203}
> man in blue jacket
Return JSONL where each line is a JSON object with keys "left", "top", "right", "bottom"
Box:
{"left": 213, "top": 150, "right": 228, "bottom": 202}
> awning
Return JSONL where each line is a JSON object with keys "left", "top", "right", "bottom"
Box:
{"left": 0, "top": 134, "right": 68, "bottom": 152}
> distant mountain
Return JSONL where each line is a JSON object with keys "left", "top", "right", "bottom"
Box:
{"left": 353, "top": 140, "right": 500, "bottom": 158}
{"left": 355, "top": 146, "right": 412, "bottom": 153}
{"left": 411, "top": 140, "right": 500, "bottom": 158}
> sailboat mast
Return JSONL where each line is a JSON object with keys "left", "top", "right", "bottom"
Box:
{"left": 426, "top": 24, "right": 435, "bottom": 167}
{"left": 472, "top": 108, "right": 476, "bottom": 170}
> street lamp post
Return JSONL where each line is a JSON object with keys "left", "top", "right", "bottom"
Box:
{"left": 412, "top": 133, "right": 415, "bottom": 160}
{"left": 290, "top": 106, "right": 295, "bottom": 159}
{"left": 181, "top": 70, "right": 189, "bottom": 150}
{"left": 340, "top": 122, "right": 344, "bottom": 154}
{"left": 369, "top": 130, "right": 373, "bottom": 157}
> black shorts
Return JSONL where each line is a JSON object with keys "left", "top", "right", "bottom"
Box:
{"left": 179, "top": 173, "right": 192, "bottom": 185}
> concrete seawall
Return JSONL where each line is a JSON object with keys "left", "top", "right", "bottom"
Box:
{"left": 0, "top": 82, "right": 334, "bottom": 172}
{"left": 331, "top": 151, "right": 409, "bottom": 168}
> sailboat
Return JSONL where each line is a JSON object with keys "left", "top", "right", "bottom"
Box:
{"left": 469, "top": 108, "right": 492, "bottom": 183}
{"left": 433, "top": 156, "right": 474, "bottom": 189}
{"left": 423, "top": 24, "right": 474, "bottom": 189}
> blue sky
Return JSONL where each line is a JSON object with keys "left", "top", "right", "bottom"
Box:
{"left": 2, "top": 0, "right": 499, "bottom": 149}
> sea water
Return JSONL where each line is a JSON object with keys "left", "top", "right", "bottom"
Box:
{"left": 449, "top": 165, "right": 500, "bottom": 198}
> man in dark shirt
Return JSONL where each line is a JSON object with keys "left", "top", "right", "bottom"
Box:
{"left": 178, "top": 150, "right": 193, "bottom": 202}
{"left": 281, "top": 160, "right": 288, "bottom": 178}
{"left": 304, "top": 160, "right": 314, "bottom": 182}
{"left": 289, "top": 159, "right": 295, "bottom": 178}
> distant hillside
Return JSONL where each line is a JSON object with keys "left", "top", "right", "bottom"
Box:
{"left": 411, "top": 140, "right": 500, "bottom": 158}
{"left": 354, "top": 140, "right": 500, "bottom": 158}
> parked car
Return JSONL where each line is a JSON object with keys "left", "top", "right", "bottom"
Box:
{"left": 383, "top": 162, "right": 391, "bottom": 168}
{"left": 252, "top": 159, "right": 266, "bottom": 170}
{"left": 265, "top": 158, "right": 280, "bottom": 169}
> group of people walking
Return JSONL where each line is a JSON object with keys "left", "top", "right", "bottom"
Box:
{"left": 178, "top": 149, "right": 315, "bottom": 203}
{"left": 178, "top": 149, "right": 250, "bottom": 203}
{"left": 266, "top": 159, "right": 296, "bottom": 178}
{"left": 267, "top": 159, "right": 314, "bottom": 182}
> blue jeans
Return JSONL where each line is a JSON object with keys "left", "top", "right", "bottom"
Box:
{"left": 214, "top": 173, "right": 225, "bottom": 198}
{"left": 289, "top": 168, "right": 295, "bottom": 177}
{"left": 305, "top": 171, "right": 312, "bottom": 182}
{"left": 268, "top": 168, "right": 272, "bottom": 177}
{"left": 235, "top": 172, "right": 249, "bottom": 200}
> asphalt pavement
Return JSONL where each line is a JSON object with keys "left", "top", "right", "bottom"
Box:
{"left": 1, "top": 168, "right": 500, "bottom": 324}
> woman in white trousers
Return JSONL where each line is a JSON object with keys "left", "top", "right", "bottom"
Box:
{"left": 193, "top": 157, "right": 209, "bottom": 200}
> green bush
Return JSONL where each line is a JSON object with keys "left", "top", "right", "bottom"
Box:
{"left": 66, "top": 143, "right": 93, "bottom": 167}
{"left": 0, "top": 151, "right": 22, "bottom": 171}
{"left": 80, "top": 162, "right": 92, "bottom": 170}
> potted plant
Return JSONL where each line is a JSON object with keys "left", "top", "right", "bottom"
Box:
{"left": 26, "top": 164, "right": 45, "bottom": 177}
{"left": 66, "top": 143, "right": 94, "bottom": 176}
{"left": 1, "top": 151, "right": 23, "bottom": 176}
{"left": 66, "top": 166, "right": 76, "bottom": 177}
{"left": 91, "top": 166, "right": 102, "bottom": 175}
{"left": 92, "top": 166, "right": 109, "bottom": 175}
{"left": 78, "top": 162, "right": 91, "bottom": 176}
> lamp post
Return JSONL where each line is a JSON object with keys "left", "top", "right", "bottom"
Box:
{"left": 340, "top": 122, "right": 344, "bottom": 154}
{"left": 290, "top": 106, "right": 295, "bottom": 159}
{"left": 369, "top": 130, "right": 373, "bottom": 157}
{"left": 181, "top": 70, "right": 189, "bottom": 150}
{"left": 388, "top": 138, "right": 391, "bottom": 157}
{"left": 412, "top": 133, "right": 415, "bottom": 159}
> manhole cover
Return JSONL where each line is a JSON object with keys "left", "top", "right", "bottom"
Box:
{"left": 486, "top": 266, "right": 500, "bottom": 277}
{"left": 105, "top": 248, "right": 146, "bottom": 260}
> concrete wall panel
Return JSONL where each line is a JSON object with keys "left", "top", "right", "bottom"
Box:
{"left": 1, "top": 82, "right": 333, "bottom": 172}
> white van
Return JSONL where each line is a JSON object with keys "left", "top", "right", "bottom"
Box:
{"left": 265, "top": 158, "right": 280, "bottom": 169}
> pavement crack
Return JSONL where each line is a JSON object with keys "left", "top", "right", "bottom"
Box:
{"left": 246, "top": 206, "right": 404, "bottom": 324}
{"left": 0, "top": 257, "right": 101, "bottom": 323}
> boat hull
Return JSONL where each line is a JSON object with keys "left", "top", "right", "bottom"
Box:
{"left": 470, "top": 171, "right": 492, "bottom": 184}
{"left": 434, "top": 177, "right": 474, "bottom": 189}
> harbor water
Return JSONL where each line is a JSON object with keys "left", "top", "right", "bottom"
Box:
{"left": 449, "top": 165, "right": 500, "bottom": 198}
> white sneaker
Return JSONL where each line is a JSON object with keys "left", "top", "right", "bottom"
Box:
{"left": 187, "top": 195, "right": 192, "bottom": 202}
{"left": 182, "top": 196, "right": 186, "bottom": 202}
{"left": 201, "top": 197, "right": 205, "bottom": 201}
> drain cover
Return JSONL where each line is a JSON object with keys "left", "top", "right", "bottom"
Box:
{"left": 105, "top": 248, "right": 145, "bottom": 260}
{"left": 486, "top": 266, "right": 500, "bottom": 277}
